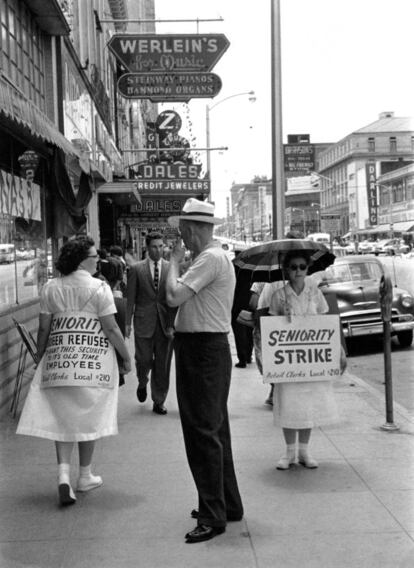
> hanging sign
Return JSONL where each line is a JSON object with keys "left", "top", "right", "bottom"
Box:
{"left": 108, "top": 34, "right": 230, "bottom": 73}
{"left": 365, "top": 163, "right": 378, "bottom": 226}
{"left": 117, "top": 72, "right": 222, "bottom": 102}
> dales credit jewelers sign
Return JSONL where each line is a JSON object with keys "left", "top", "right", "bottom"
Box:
{"left": 261, "top": 315, "right": 341, "bottom": 383}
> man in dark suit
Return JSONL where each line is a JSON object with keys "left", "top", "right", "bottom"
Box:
{"left": 126, "top": 232, "right": 176, "bottom": 415}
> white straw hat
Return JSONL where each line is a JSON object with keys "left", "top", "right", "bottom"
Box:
{"left": 168, "top": 198, "right": 221, "bottom": 228}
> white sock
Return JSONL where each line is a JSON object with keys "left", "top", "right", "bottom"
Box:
{"left": 286, "top": 444, "right": 296, "bottom": 458}
{"left": 58, "top": 463, "right": 70, "bottom": 485}
{"left": 79, "top": 465, "right": 92, "bottom": 478}
{"left": 298, "top": 443, "right": 309, "bottom": 455}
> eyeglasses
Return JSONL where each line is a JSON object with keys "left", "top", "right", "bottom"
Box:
{"left": 288, "top": 263, "right": 307, "bottom": 271}
{"left": 87, "top": 254, "right": 99, "bottom": 259}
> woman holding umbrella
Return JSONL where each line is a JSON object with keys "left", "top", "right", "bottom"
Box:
{"left": 265, "top": 250, "right": 346, "bottom": 470}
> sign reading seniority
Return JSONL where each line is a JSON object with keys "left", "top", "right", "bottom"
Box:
{"left": 117, "top": 72, "right": 222, "bottom": 101}
{"left": 261, "top": 315, "right": 341, "bottom": 383}
{"left": 108, "top": 34, "right": 230, "bottom": 73}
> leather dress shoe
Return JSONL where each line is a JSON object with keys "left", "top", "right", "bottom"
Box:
{"left": 235, "top": 362, "right": 246, "bottom": 368}
{"left": 185, "top": 524, "right": 225, "bottom": 544}
{"left": 137, "top": 386, "right": 147, "bottom": 403}
{"left": 152, "top": 403, "right": 167, "bottom": 415}
{"left": 191, "top": 509, "right": 242, "bottom": 522}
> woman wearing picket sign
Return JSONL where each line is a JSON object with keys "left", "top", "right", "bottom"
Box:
{"left": 263, "top": 251, "right": 347, "bottom": 471}
{"left": 17, "top": 236, "right": 131, "bottom": 506}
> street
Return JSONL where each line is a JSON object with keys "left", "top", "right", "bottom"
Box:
{"left": 347, "top": 335, "right": 414, "bottom": 416}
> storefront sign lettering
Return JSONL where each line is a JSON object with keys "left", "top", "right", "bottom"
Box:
{"left": 365, "top": 164, "right": 378, "bottom": 226}
{"left": 0, "top": 169, "right": 41, "bottom": 221}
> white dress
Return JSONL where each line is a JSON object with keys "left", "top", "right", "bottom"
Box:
{"left": 269, "top": 280, "right": 339, "bottom": 429}
{"left": 17, "top": 270, "right": 119, "bottom": 442}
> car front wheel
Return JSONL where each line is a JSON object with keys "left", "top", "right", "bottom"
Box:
{"left": 397, "top": 330, "right": 413, "bottom": 348}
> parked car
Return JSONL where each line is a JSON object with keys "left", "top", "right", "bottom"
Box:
{"left": 383, "top": 238, "right": 410, "bottom": 255}
{"left": 318, "top": 255, "right": 414, "bottom": 347}
{"left": 342, "top": 241, "right": 356, "bottom": 254}
{"left": 374, "top": 238, "right": 409, "bottom": 256}
{"left": 358, "top": 240, "right": 375, "bottom": 254}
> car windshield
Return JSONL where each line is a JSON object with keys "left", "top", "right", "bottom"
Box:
{"left": 324, "top": 261, "right": 383, "bottom": 284}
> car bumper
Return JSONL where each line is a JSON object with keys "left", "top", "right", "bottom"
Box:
{"left": 343, "top": 319, "right": 414, "bottom": 337}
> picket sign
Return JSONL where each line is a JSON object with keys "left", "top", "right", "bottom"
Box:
{"left": 260, "top": 315, "right": 341, "bottom": 384}
{"left": 40, "top": 311, "right": 116, "bottom": 389}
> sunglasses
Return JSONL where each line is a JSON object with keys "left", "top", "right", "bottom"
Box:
{"left": 288, "top": 263, "right": 307, "bottom": 271}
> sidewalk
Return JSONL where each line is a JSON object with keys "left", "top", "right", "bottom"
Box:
{"left": 1, "top": 335, "right": 414, "bottom": 568}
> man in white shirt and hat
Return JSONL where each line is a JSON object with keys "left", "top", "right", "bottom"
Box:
{"left": 166, "top": 198, "right": 244, "bottom": 544}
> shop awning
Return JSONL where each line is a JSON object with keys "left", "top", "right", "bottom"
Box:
{"left": 358, "top": 220, "right": 414, "bottom": 234}
{"left": 0, "top": 76, "right": 80, "bottom": 158}
{"left": 97, "top": 181, "right": 142, "bottom": 206}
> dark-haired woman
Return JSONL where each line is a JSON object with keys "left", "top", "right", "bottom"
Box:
{"left": 17, "top": 236, "right": 131, "bottom": 506}
{"left": 266, "top": 251, "right": 346, "bottom": 470}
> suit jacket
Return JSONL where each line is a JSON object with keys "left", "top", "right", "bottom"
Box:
{"left": 126, "top": 258, "right": 177, "bottom": 338}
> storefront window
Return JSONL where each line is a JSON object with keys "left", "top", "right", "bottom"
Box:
{"left": 0, "top": 169, "right": 51, "bottom": 311}
{"left": 0, "top": 0, "right": 45, "bottom": 110}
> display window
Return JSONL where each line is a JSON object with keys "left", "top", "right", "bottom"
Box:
{"left": 0, "top": 169, "right": 50, "bottom": 310}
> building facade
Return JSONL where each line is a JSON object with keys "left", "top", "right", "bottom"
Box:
{"left": 316, "top": 112, "right": 414, "bottom": 239}
{"left": 0, "top": 0, "right": 154, "bottom": 419}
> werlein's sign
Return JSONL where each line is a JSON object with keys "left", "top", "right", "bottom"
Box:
{"left": 108, "top": 34, "right": 230, "bottom": 73}
{"left": 261, "top": 315, "right": 341, "bottom": 383}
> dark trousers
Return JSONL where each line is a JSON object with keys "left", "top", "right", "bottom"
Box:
{"left": 134, "top": 319, "right": 170, "bottom": 405}
{"left": 174, "top": 332, "right": 244, "bottom": 528}
{"left": 231, "top": 316, "right": 253, "bottom": 365}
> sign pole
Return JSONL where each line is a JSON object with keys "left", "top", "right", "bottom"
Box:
{"left": 271, "top": 0, "right": 285, "bottom": 239}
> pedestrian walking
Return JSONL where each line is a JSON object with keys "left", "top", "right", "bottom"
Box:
{"left": 17, "top": 236, "right": 131, "bottom": 506}
{"left": 126, "top": 231, "right": 176, "bottom": 415}
{"left": 263, "top": 251, "right": 346, "bottom": 470}
{"left": 99, "top": 247, "right": 124, "bottom": 293}
{"left": 231, "top": 256, "right": 254, "bottom": 369}
{"left": 124, "top": 246, "right": 137, "bottom": 269}
{"left": 109, "top": 245, "right": 127, "bottom": 295}
{"left": 166, "top": 198, "right": 244, "bottom": 544}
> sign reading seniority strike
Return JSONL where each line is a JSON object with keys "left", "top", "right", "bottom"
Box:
{"left": 261, "top": 315, "right": 341, "bottom": 384}
{"left": 40, "top": 312, "right": 116, "bottom": 389}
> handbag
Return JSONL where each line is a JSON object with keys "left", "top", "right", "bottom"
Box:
{"left": 236, "top": 309, "right": 255, "bottom": 328}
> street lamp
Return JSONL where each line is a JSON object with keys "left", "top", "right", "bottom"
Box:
{"left": 205, "top": 90, "right": 256, "bottom": 192}
{"left": 292, "top": 207, "right": 306, "bottom": 236}
{"left": 310, "top": 202, "right": 320, "bottom": 232}
{"left": 310, "top": 171, "right": 336, "bottom": 189}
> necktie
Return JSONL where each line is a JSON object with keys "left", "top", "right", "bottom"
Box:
{"left": 153, "top": 261, "right": 159, "bottom": 290}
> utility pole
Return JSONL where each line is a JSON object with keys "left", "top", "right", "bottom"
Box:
{"left": 271, "top": 0, "right": 285, "bottom": 239}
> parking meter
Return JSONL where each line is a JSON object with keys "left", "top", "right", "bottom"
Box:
{"left": 379, "top": 274, "right": 392, "bottom": 321}
{"left": 379, "top": 273, "right": 399, "bottom": 430}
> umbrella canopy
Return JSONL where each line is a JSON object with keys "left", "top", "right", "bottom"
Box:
{"left": 233, "top": 239, "right": 336, "bottom": 283}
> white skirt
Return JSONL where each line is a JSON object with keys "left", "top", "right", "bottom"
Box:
{"left": 273, "top": 380, "right": 338, "bottom": 429}
{"left": 16, "top": 362, "right": 119, "bottom": 442}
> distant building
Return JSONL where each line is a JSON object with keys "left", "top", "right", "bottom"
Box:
{"left": 316, "top": 112, "right": 414, "bottom": 237}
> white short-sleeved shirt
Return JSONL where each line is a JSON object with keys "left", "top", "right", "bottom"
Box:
{"left": 40, "top": 269, "right": 116, "bottom": 317}
{"left": 268, "top": 278, "right": 329, "bottom": 316}
{"left": 175, "top": 242, "right": 235, "bottom": 332}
